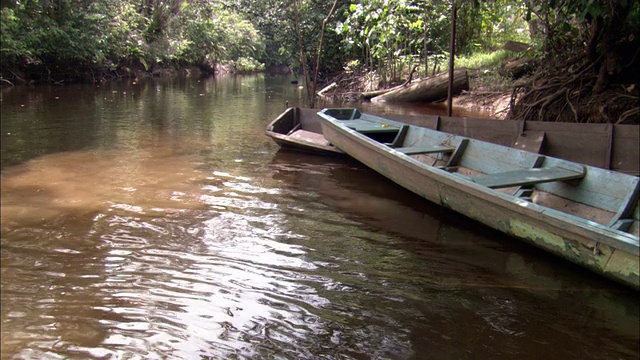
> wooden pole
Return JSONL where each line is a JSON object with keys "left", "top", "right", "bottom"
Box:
{"left": 292, "top": 0, "right": 313, "bottom": 106}
{"left": 447, "top": 0, "right": 457, "bottom": 117}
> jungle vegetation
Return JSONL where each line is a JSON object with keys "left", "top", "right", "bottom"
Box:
{"left": 1, "top": 0, "right": 638, "bottom": 123}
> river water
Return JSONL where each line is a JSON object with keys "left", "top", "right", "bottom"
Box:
{"left": 1, "top": 75, "right": 638, "bottom": 359}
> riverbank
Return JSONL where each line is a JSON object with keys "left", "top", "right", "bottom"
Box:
{"left": 319, "top": 67, "right": 515, "bottom": 120}
{"left": 450, "top": 69, "right": 513, "bottom": 119}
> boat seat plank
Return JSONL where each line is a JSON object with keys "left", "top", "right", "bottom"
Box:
{"left": 473, "top": 165, "right": 586, "bottom": 189}
{"left": 344, "top": 120, "right": 401, "bottom": 133}
{"left": 394, "top": 145, "right": 454, "bottom": 155}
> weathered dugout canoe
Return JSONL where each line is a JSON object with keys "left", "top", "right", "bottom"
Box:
{"left": 265, "top": 107, "right": 343, "bottom": 155}
{"left": 318, "top": 108, "right": 640, "bottom": 290}
{"left": 266, "top": 107, "right": 639, "bottom": 175}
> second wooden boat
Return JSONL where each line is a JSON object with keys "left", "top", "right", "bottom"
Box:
{"left": 317, "top": 108, "right": 640, "bottom": 290}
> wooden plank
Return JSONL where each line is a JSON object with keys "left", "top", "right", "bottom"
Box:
{"left": 394, "top": 145, "right": 454, "bottom": 155}
{"left": 444, "top": 138, "right": 469, "bottom": 167}
{"left": 510, "top": 155, "right": 545, "bottom": 198}
{"left": 538, "top": 157, "right": 638, "bottom": 213}
{"left": 473, "top": 165, "right": 586, "bottom": 189}
{"left": 457, "top": 138, "right": 543, "bottom": 174}
{"left": 344, "top": 120, "right": 400, "bottom": 133}
{"left": 289, "top": 130, "right": 331, "bottom": 145}
{"left": 613, "top": 125, "right": 640, "bottom": 175}
{"left": 607, "top": 180, "right": 639, "bottom": 229}
{"left": 513, "top": 131, "right": 545, "bottom": 153}
{"left": 439, "top": 117, "right": 518, "bottom": 146}
{"left": 387, "top": 125, "right": 409, "bottom": 147}
{"left": 526, "top": 122, "right": 609, "bottom": 168}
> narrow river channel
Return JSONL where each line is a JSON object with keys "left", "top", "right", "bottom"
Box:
{"left": 1, "top": 75, "right": 638, "bottom": 359}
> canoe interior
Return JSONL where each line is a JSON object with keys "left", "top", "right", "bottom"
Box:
{"left": 319, "top": 108, "right": 640, "bottom": 239}
{"left": 267, "top": 107, "right": 323, "bottom": 135}
{"left": 266, "top": 107, "right": 341, "bottom": 155}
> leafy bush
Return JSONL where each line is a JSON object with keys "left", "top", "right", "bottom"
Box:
{"left": 233, "top": 57, "right": 265, "bottom": 73}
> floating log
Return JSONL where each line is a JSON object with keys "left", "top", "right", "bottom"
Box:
{"left": 372, "top": 69, "right": 469, "bottom": 103}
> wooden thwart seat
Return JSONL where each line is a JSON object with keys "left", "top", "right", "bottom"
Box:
{"left": 472, "top": 165, "right": 586, "bottom": 189}
{"left": 394, "top": 138, "right": 469, "bottom": 157}
{"left": 394, "top": 145, "right": 454, "bottom": 155}
{"left": 345, "top": 120, "right": 400, "bottom": 133}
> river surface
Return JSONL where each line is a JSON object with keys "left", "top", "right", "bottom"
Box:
{"left": 1, "top": 75, "right": 638, "bottom": 359}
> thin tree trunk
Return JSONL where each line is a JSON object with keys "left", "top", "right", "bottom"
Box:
{"left": 292, "top": 0, "right": 312, "bottom": 105}
{"left": 310, "top": 0, "right": 339, "bottom": 108}
{"left": 447, "top": 0, "right": 457, "bottom": 116}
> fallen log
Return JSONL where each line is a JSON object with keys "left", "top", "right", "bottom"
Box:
{"left": 317, "top": 81, "right": 337, "bottom": 96}
{"left": 362, "top": 67, "right": 419, "bottom": 100}
{"left": 362, "top": 84, "right": 405, "bottom": 100}
{"left": 372, "top": 69, "right": 469, "bottom": 103}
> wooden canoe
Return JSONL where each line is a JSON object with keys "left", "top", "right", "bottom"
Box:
{"left": 317, "top": 108, "right": 640, "bottom": 290}
{"left": 266, "top": 107, "right": 639, "bottom": 175}
{"left": 266, "top": 107, "right": 343, "bottom": 155}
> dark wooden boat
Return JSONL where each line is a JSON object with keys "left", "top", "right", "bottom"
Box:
{"left": 267, "top": 107, "right": 639, "bottom": 175}
{"left": 265, "top": 107, "right": 343, "bottom": 155}
{"left": 318, "top": 108, "right": 640, "bottom": 290}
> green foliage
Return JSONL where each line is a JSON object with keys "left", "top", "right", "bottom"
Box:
{"left": 233, "top": 57, "right": 266, "bottom": 73}
{"left": 0, "top": 0, "right": 265, "bottom": 82}
{"left": 4, "top": 0, "right": 634, "bottom": 92}
{"left": 454, "top": 50, "right": 512, "bottom": 70}
{"left": 336, "top": 0, "right": 529, "bottom": 84}
{"left": 525, "top": 0, "right": 640, "bottom": 59}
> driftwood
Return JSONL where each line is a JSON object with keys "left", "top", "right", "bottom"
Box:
{"left": 372, "top": 69, "right": 469, "bottom": 103}
{"left": 317, "top": 82, "right": 337, "bottom": 96}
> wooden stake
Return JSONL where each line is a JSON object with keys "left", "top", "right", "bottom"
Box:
{"left": 447, "top": 0, "right": 457, "bottom": 117}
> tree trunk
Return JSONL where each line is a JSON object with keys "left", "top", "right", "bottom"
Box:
{"left": 372, "top": 69, "right": 469, "bottom": 103}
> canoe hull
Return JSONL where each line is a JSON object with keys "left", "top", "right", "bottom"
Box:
{"left": 319, "top": 110, "right": 639, "bottom": 290}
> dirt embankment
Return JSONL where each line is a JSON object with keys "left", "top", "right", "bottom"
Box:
{"left": 319, "top": 64, "right": 639, "bottom": 124}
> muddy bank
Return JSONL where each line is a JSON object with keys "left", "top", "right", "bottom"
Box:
{"left": 452, "top": 91, "right": 511, "bottom": 119}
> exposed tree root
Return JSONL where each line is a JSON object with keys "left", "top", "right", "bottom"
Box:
{"left": 508, "top": 54, "right": 639, "bottom": 124}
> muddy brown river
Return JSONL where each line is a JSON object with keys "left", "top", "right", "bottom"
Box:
{"left": 1, "top": 75, "right": 638, "bottom": 359}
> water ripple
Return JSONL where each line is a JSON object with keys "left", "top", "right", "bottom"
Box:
{"left": 2, "top": 128, "right": 638, "bottom": 359}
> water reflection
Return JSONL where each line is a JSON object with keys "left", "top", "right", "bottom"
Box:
{"left": 268, "top": 151, "right": 640, "bottom": 358}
